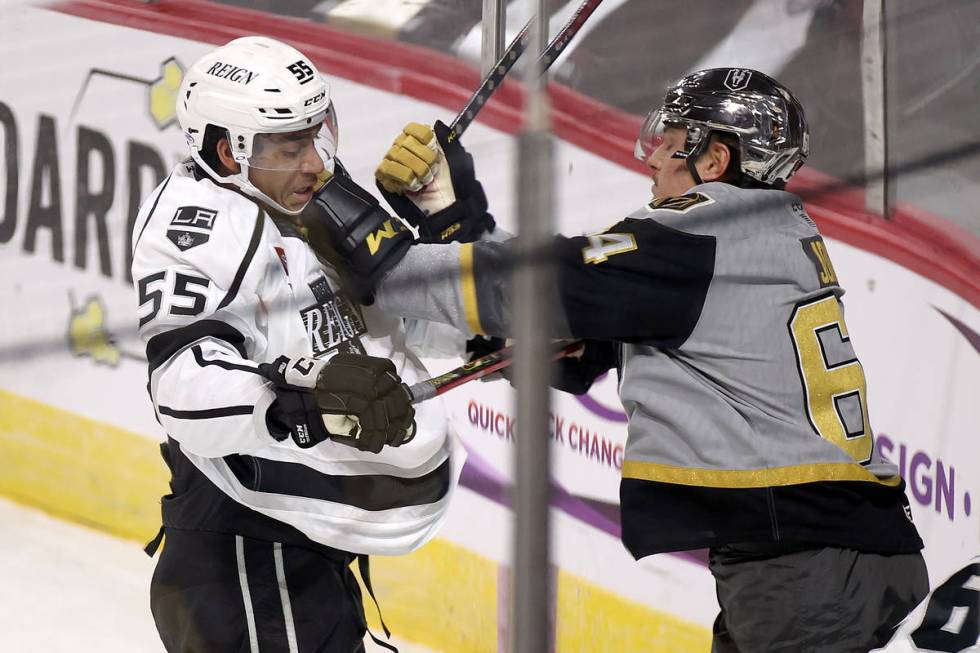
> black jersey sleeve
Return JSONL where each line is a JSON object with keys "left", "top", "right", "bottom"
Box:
{"left": 552, "top": 218, "right": 716, "bottom": 346}
{"left": 377, "top": 217, "right": 716, "bottom": 345}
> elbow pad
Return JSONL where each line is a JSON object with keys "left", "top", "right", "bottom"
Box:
{"left": 301, "top": 166, "right": 413, "bottom": 304}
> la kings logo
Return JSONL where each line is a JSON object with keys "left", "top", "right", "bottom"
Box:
{"left": 167, "top": 206, "right": 218, "bottom": 251}
{"left": 300, "top": 275, "right": 367, "bottom": 356}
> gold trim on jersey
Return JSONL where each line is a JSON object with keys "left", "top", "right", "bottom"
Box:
{"left": 622, "top": 459, "right": 902, "bottom": 488}
{"left": 460, "top": 243, "right": 485, "bottom": 334}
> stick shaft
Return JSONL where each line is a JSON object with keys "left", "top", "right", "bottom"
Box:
{"left": 405, "top": 341, "right": 584, "bottom": 404}
{"left": 448, "top": 0, "right": 605, "bottom": 142}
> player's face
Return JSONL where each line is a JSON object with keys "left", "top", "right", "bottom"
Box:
{"left": 644, "top": 126, "right": 697, "bottom": 200}
{"left": 248, "top": 126, "right": 326, "bottom": 213}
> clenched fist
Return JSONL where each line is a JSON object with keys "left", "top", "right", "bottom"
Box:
{"left": 260, "top": 354, "right": 416, "bottom": 453}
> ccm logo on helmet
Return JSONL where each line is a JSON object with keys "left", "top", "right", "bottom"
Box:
{"left": 205, "top": 61, "right": 259, "bottom": 85}
{"left": 304, "top": 91, "right": 325, "bottom": 107}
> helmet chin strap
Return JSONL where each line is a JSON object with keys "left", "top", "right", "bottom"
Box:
{"left": 191, "top": 152, "right": 310, "bottom": 216}
{"left": 683, "top": 129, "right": 711, "bottom": 187}
{"left": 234, "top": 162, "right": 306, "bottom": 216}
{"left": 671, "top": 148, "right": 705, "bottom": 187}
{"left": 234, "top": 154, "right": 337, "bottom": 216}
{"left": 685, "top": 158, "right": 704, "bottom": 186}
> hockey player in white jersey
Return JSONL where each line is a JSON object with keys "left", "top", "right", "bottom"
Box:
{"left": 303, "top": 68, "right": 930, "bottom": 651}
{"left": 871, "top": 555, "right": 979, "bottom": 653}
{"left": 131, "top": 36, "right": 461, "bottom": 652}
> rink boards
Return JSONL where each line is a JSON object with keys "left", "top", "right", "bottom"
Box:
{"left": 1, "top": 3, "right": 978, "bottom": 652}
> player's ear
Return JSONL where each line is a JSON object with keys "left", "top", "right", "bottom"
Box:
{"left": 215, "top": 137, "right": 242, "bottom": 175}
{"left": 696, "top": 139, "right": 732, "bottom": 183}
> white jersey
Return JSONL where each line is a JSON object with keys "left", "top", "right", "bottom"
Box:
{"left": 131, "top": 161, "right": 462, "bottom": 555}
{"left": 871, "top": 555, "right": 980, "bottom": 653}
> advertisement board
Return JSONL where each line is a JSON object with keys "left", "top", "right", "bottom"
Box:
{"left": 1, "top": 3, "right": 977, "bottom": 650}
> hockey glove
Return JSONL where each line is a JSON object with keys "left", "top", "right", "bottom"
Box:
{"left": 260, "top": 354, "right": 416, "bottom": 453}
{"left": 376, "top": 121, "right": 495, "bottom": 244}
{"left": 465, "top": 335, "right": 511, "bottom": 384}
{"left": 300, "top": 161, "right": 414, "bottom": 305}
{"left": 550, "top": 340, "right": 619, "bottom": 396}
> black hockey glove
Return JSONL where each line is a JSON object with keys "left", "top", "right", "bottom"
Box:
{"left": 260, "top": 354, "right": 416, "bottom": 453}
{"left": 465, "top": 335, "right": 511, "bottom": 384}
{"left": 550, "top": 340, "right": 619, "bottom": 395}
{"left": 377, "top": 120, "right": 496, "bottom": 244}
{"left": 300, "top": 162, "right": 413, "bottom": 305}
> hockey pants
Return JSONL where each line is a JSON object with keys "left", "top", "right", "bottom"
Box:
{"left": 709, "top": 542, "right": 928, "bottom": 653}
{"left": 150, "top": 528, "right": 367, "bottom": 652}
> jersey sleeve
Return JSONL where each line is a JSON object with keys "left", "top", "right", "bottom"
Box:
{"left": 376, "top": 215, "right": 716, "bottom": 346}
{"left": 131, "top": 180, "right": 278, "bottom": 457}
{"left": 552, "top": 217, "right": 716, "bottom": 345}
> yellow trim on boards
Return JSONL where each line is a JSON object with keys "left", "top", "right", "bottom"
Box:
{"left": 363, "top": 538, "right": 499, "bottom": 653}
{"left": 459, "top": 242, "right": 486, "bottom": 335}
{"left": 0, "top": 389, "right": 168, "bottom": 542}
{"left": 556, "top": 567, "right": 711, "bottom": 652}
{"left": 0, "top": 389, "right": 711, "bottom": 651}
{"left": 622, "top": 458, "right": 902, "bottom": 488}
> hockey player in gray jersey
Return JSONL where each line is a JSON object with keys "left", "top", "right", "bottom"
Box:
{"left": 303, "top": 68, "right": 928, "bottom": 651}
{"left": 132, "top": 36, "right": 462, "bottom": 652}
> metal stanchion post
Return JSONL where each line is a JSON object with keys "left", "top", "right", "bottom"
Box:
{"left": 481, "top": 0, "right": 506, "bottom": 77}
{"left": 512, "top": 2, "right": 554, "bottom": 653}
{"left": 862, "top": 0, "right": 892, "bottom": 217}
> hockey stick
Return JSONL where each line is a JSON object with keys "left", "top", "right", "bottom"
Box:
{"left": 404, "top": 340, "right": 585, "bottom": 404}
{"left": 400, "top": 2, "right": 601, "bottom": 402}
{"left": 447, "top": 0, "right": 605, "bottom": 143}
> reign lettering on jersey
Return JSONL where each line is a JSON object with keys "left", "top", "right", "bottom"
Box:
{"left": 647, "top": 192, "right": 713, "bottom": 213}
{"left": 801, "top": 236, "right": 838, "bottom": 288}
{"left": 300, "top": 275, "right": 366, "bottom": 357}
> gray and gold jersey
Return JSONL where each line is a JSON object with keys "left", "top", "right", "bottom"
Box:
{"left": 377, "top": 181, "right": 922, "bottom": 556}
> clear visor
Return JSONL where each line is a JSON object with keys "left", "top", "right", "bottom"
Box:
{"left": 634, "top": 110, "right": 700, "bottom": 162}
{"left": 246, "top": 101, "right": 339, "bottom": 172}
{"left": 634, "top": 108, "right": 665, "bottom": 161}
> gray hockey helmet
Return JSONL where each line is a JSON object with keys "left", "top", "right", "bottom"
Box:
{"left": 635, "top": 68, "right": 810, "bottom": 187}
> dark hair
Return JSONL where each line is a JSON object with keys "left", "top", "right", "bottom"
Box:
{"left": 708, "top": 131, "right": 785, "bottom": 190}
{"left": 196, "top": 125, "right": 233, "bottom": 178}
{"left": 710, "top": 132, "right": 742, "bottom": 184}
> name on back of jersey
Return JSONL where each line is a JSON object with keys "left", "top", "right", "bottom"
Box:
{"left": 801, "top": 235, "right": 839, "bottom": 288}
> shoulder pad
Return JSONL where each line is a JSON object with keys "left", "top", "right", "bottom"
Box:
{"left": 132, "top": 173, "right": 267, "bottom": 291}
{"left": 641, "top": 183, "right": 808, "bottom": 239}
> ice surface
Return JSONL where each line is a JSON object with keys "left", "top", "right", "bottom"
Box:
{"left": 0, "top": 497, "right": 433, "bottom": 652}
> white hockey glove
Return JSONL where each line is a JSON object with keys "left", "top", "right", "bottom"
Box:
{"left": 375, "top": 120, "right": 495, "bottom": 244}
{"left": 259, "top": 354, "right": 416, "bottom": 453}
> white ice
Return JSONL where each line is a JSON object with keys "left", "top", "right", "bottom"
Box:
{"left": 0, "top": 497, "right": 433, "bottom": 652}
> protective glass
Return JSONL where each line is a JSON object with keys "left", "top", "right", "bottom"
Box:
{"left": 247, "top": 101, "right": 339, "bottom": 171}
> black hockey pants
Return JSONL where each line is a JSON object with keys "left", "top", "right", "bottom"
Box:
{"left": 150, "top": 528, "right": 367, "bottom": 653}
{"left": 709, "top": 542, "right": 929, "bottom": 653}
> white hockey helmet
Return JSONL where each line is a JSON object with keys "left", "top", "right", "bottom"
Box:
{"left": 635, "top": 68, "right": 809, "bottom": 187}
{"left": 176, "top": 36, "right": 338, "bottom": 214}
